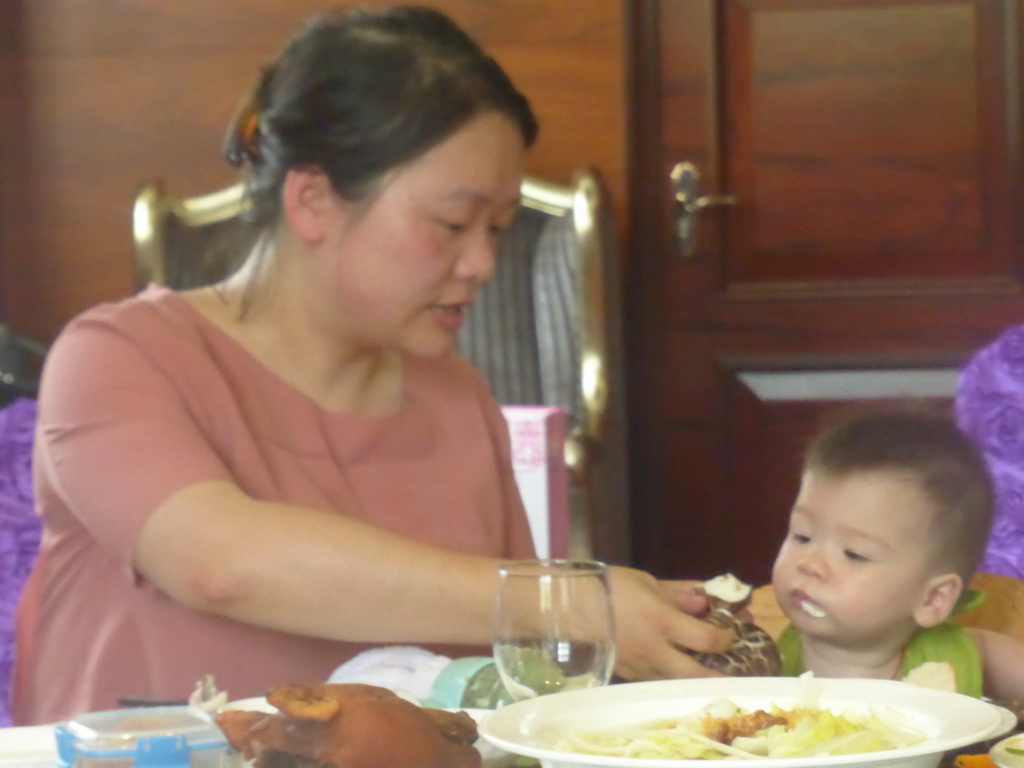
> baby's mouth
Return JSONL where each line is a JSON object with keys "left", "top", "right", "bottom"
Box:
{"left": 799, "top": 597, "right": 828, "bottom": 619}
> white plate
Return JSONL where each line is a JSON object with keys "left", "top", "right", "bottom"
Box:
{"left": 479, "top": 677, "right": 1014, "bottom": 768}
{"left": 992, "top": 732, "right": 1024, "bottom": 768}
{"left": 0, "top": 723, "right": 57, "bottom": 765}
{"left": 224, "top": 697, "right": 518, "bottom": 767}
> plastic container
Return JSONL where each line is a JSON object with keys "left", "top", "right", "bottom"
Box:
{"left": 55, "top": 705, "right": 228, "bottom": 768}
{"left": 424, "top": 656, "right": 514, "bottom": 709}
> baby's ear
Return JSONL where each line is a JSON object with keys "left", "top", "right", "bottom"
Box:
{"left": 913, "top": 573, "right": 963, "bottom": 628}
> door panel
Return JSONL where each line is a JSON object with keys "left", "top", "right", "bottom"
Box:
{"left": 725, "top": 1, "right": 1013, "bottom": 287}
{"left": 627, "top": 0, "right": 1024, "bottom": 585}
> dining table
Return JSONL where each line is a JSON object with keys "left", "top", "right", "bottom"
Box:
{"left": 0, "top": 701, "right": 538, "bottom": 767}
{"left": 0, "top": 665, "right": 1018, "bottom": 768}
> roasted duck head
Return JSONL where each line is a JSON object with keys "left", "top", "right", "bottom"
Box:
{"left": 215, "top": 683, "right": 481, "bottom": 768}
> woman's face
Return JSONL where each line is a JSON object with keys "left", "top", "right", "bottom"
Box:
{"left": 771, "top": 468, "right": 944, "bottom": 650}
{"left": 316, "top": 111, "right": 526, "bottom": 359}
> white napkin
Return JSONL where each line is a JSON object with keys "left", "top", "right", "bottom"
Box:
{"left": 327, "top": 646, "right": 451, "bottom": 704}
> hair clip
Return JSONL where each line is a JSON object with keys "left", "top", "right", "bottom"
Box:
{"left": 223, "top": 89, "right": 261, "bottom": 167}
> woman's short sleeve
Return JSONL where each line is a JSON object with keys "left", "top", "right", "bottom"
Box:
{"left": 35, "top": 306, "right": 233, "bottom": 574}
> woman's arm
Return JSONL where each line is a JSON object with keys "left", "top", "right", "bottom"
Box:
{"left": 135, "top": 480, "right": 735, "bottom": 677}
{"left": 136, "top": 479, "right": 501, "bottom": 643}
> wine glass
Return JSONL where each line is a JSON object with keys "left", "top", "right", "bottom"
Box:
{"left": 493, "top": 559, "right": 616, "bottom": 701}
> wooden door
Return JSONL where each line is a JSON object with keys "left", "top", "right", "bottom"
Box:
{"left": 626, "top": 0, "right": 1024, "bottom": 586}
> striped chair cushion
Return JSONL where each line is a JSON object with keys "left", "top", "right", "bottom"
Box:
{"left": 457, "top": 205, "right": 582, "bottom": 430}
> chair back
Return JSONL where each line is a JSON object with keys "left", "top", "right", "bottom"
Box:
{"left": 0, "top": 397, "right": 41, "bottom": 727}
{"left": 456, "top": 172, "right": 627, "bottom": 561}
{"left": 0, "top": 326, "right": 46, "bottom": 407}
{"left": 955, "top": 324, "right": 1024, "bottom": 580}
{"left": 134, "top": 182, "right": 256, "bottom": 289}
{"left": 132, "top": 171, "right": 630, "bottom": 563}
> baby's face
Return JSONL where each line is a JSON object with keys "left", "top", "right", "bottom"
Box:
{"left": 771, "top": 468, "right": 943, "bottom": 648}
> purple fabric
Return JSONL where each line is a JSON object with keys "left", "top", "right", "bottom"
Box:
{"left": 955, "top": 325, "right": 1024, "bottom": 579}
{"left": 0, "top": 397, "right": 40, "bottom": 728}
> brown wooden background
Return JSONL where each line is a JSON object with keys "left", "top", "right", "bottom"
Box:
{"left": 0, "top": 0, "right": 629, "bottom": 343}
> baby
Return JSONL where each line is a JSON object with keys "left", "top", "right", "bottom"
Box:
{"left": 771, "top": 406, "right": 1024, "bottom": 699}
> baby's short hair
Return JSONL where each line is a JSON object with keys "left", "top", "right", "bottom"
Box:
{"left": 803, "top": 405, "right": 994, "bottom": 582}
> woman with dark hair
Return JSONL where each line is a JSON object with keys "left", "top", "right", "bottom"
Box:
{"left": 13, "top": 5, "right": 733, "bottom": 724}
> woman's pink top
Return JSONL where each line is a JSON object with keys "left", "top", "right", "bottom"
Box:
{"left": 13, "top": 285, "right": 535, "bottom": 725}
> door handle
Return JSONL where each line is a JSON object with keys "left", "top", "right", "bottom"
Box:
{"left": 669, "top": 162, "right": 737, "bottom": 257}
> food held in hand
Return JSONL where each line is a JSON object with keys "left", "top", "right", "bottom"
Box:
{"left": 689, "top": 573, "right": 781, "bottom": 676}
{"left": 215, "top": 682, "right": 481, "bottom": 768}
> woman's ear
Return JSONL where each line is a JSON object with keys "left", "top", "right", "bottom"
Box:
{"left": 913, "top": 573, "right": 963, "bottom": 628}
{"left": 282, "top": 168, "right": 337, "bottom": 244}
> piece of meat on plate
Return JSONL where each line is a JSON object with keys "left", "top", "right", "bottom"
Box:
{"left": 215, "top": 682, "right": 482, "bottom": 768}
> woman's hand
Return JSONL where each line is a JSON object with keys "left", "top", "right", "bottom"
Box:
{"left": 607, "top": 567, "right": 735, "bottom": 681}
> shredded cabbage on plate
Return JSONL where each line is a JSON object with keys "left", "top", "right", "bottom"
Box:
{"left": 557, "top": 687, "right": 927, "bottom": 760}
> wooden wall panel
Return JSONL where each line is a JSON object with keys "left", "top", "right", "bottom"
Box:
{"left": 0, "top": 0, "right": 627, "bottom": 342}
{"left": 0, "top": 1, "right": 31, "bottom": 324}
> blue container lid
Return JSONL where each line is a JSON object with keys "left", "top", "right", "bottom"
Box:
{"left": 56, "top": 705, "right": 226, "bottom": 767}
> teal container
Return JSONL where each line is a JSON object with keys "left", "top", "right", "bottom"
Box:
{"left": 424, "top": 656, "right": 513, "bottom": 709}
